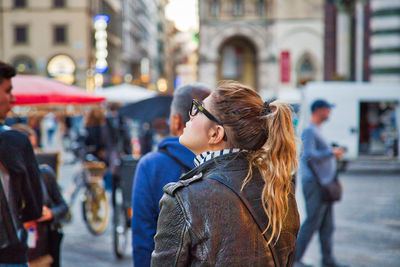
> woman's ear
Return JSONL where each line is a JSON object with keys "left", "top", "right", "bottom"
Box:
{"left": 208, "top": 125, "right": 225, "bottom": 145}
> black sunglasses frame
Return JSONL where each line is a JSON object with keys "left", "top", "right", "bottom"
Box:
{"left": 190, "top": 99, "right": 227, "bottom": 141}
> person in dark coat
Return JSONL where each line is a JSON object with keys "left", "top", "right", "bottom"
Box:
{"left": 12, "top": 123, "right": 68, "bottom": 267}
{"left": 84, "top": 107, "right": 107, "bottom": 162}
{"left": 131, "top": 83, "right": 210, "bottom": 267}
{"left": 24, "top": 165, "right": 68, "bottom": 267}
{"left": 103, "top": 103, "right": 132, "bottom": 191}
{"left": 0, "top": 61, "right": 43, "bottom": 266}
{"left": 152, "top": 81, "right": 300, "bottom": 266}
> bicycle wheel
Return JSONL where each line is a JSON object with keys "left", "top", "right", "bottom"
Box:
{"left": 113, "top": 187, "right": 129, "bottom": 258}
{"left": 82, "top": 183, "right": 109, "bottom": 235}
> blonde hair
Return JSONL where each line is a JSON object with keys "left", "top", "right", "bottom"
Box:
{"left": 212, "top": 81, "right": 298, "bottom": 244}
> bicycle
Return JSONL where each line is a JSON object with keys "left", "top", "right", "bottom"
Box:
{"left": 65, "top": 158, "right": 110, "bottom": 235}
{"left": 112, "top": 154, "right": 138, "bottom": 258}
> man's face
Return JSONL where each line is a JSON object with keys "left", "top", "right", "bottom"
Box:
{"left": 318, "top": 107, "right": 331, "bottom": 122}
{"left": 0, "top": 79, "right": 15, "bottom": 119}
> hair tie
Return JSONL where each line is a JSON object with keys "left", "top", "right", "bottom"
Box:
{"left": 260, "top": 98, "right": 276, "bottom": 118}
{"left": 264, "top": 101, "right": 271, "bottom": 114}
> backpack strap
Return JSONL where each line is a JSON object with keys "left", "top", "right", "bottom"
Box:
{"left": 159, "top": 148, "right": 191, "bottom": 173}
{"left": 208, "top": 174, "right": 281, "bottom": 267}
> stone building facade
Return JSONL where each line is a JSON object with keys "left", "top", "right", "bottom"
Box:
{"left": 0, "top": 0, "right": 169, "bottom": 90}
{"left": 198, "top": 0, "right": 324, "bottom": 94}
{"left": 0, "top": 0, "right": 100, "bottom": 87}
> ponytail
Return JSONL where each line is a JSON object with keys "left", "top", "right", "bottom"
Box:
{"left": 212, "top": 82, "right": 298, "bottom": 245}
{"left": 242, "top": 101, "right": 297, "bottom": 244}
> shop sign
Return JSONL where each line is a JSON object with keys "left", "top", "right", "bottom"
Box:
{"left": 94, "top": 14, "right": 110, "bottom": 74}
{"left": 47, "top": 54, "right": 76, "bottom": 84}
{"left": 280, "top": 51, "right": 291, "bottom": 83}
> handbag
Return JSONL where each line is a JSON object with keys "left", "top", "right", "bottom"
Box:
{"left": 320, "top": 179, "right": 342, "bottom": 202}
{"left": 307, "top": 160, "right": 342, "bottom": 202}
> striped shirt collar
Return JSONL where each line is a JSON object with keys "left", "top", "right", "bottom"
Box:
{"left": 194, "top": 148, "right": 243, "bottom": 167}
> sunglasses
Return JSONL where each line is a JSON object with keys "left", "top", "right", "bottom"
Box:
{"left": 190, "top": 99, "right": 227, "bottom": 141}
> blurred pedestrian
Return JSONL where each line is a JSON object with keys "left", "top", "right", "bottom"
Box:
{"left": 104, "top": 103, "right": 131, "bottom": 191}
{"left": 131, "top": 83, "right": 210, "bottom": 267}
{"left": 294, "top": 99, "right": 347, "bottom": 267}
{"left": 27, "top": 116, "right": 42, "bottom": 148}
{"left": 0, "top": 61, "right": 43, "bottom": 266}
{"left": 12, "top": 124, "right": 68, "bottom": 267}
{"left": 151, "top": 81, "right": 300, "bottom": 266}
{"left": 84, "top": 107, "right": 107, "bottom": 162}
{"left": 43, "top": 113, "right": 57, "bottom": 146}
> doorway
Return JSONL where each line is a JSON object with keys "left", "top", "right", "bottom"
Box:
{"left": 217, "top": 37, "right": 257, "bottom": 89}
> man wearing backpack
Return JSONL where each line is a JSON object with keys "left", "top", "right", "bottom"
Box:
{"left": 131, "top": 83, "right": 210, "bottom": 267}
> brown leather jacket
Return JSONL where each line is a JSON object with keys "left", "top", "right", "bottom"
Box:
{"left": 151, "top": 152, "right": 300, "bottom": 267}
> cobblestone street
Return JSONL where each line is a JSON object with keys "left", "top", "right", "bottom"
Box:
{"left": 296, "top": 170, "right": 400, "bottom": 267}
{"left": 59, "top": 157, "right": 400, "bottom": 267}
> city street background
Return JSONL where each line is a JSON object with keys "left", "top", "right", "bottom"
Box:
{"left": 56, "top": 144, "right": 400, "bottom": 267}
{"left": 1, "top": 0, "right": 399, "bottom": 266}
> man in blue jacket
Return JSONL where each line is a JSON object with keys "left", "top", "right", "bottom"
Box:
{"left": 131, "top": 83, "right": 210, "bottom": 267}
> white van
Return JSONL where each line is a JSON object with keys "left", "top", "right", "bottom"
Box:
{"left": 297, "top": 82, "right": 400, "bottom": 162}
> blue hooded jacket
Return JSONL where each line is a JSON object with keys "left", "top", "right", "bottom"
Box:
{"left": 131, "top": 136, "right": 194, "bottom": 267}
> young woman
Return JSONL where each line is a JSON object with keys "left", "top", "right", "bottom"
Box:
{"left": 151, "top": 81, "right": 300, "bottom": 266}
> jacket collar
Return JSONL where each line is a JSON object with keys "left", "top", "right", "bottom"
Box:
{"left": 181, "top": 151, "right": 247, "bottom": 181}
{"left": 194, "top": 148, "right": 243, "bottom": 167}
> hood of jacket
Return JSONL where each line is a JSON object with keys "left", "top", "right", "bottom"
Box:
{"left": 157, "top": 136, "right": 195, "bottom": 170}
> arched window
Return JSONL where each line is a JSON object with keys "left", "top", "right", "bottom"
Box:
{"left": 297, "top": 54, "right": 316, "bottom": 86}
{"left": 299, "top": 57, "right": 313, "bottom": 72}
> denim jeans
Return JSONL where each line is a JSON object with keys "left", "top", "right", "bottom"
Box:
{"left": 295, "top": 179, "right": 335, "bottom": 264}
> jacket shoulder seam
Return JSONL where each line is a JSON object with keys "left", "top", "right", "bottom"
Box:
{"left": 174, "top": 192, "right": 210, "bottom": 259}
{"left": 163, "top": 173, "right": 203, "bottom": 195}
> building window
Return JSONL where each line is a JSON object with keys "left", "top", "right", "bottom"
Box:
{"left": 234, "top": 0, "right": 243, "bottom": 16}
{"left": 14, "top": 25, "right": 28, "bottom": 44}
{"left": 258, "top": 0, "right": 264, "bottom": 16}
{"left": 211, "top": 0, "right": 219, "bottom": 17}
{"left": 14, "top": 0, "right": 26, "bottom": 8}
{"left": 54, "top": 25, "right": 67, "bottom": 44}
{"left": 297, "top": 55, "right": 316, "bottom": 86}
{"left": 53, "top": 0, "right": 65, "bottom": 8}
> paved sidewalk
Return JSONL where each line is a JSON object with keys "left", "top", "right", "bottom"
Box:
{"left": 345, "top": 158, "right": 400, "bottom": 173}
{"left": 295, "top": 171, "right": 400, "bottom": 267}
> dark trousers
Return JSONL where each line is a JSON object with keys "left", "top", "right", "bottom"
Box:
{"left": 295, "top": 179, "right": 334, "bottom": 264}
{"left": 48, "top": 230, "right": 63, "bottom": 267}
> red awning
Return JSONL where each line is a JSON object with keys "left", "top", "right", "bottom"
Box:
{"left": 11, "top": 75, "right": 105, "bottom": 106}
